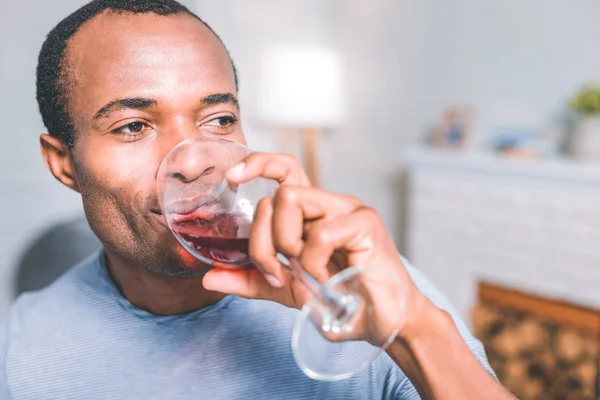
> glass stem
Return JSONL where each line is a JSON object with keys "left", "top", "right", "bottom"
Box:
{"left": 278, "top": 255, "right": 357, "bottom": 323}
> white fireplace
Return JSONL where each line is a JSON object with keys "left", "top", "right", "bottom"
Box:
{"left": 404, "top": 147, "right": 600, "bottom": 323}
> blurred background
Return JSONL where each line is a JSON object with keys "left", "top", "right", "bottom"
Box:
{"left": 3, "top": 1, "right": 600, "bottom": 398}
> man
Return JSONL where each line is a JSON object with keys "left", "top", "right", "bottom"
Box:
{"left": 0, "top": 1, "right": 514, "bottom": 399}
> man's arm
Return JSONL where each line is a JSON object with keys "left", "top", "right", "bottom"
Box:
{"left": 206, "top": 153, "right": 513, "bottom": 398}
{"left": 384, "top": 262, "right": 514, "bottom": 400}
{"left": 0, "top": 323, "right": 9, "bottom": 400}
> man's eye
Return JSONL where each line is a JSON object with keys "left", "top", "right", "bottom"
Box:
{"left": 204, "top": 116, "right": 238, "bottom": 128}
{"left": 113, "top": 121, "right": 148, "bottom": 135}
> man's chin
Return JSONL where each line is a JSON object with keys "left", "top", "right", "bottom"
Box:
{"left": 145, "top": 246, "right": 212, "bottom": 278}
{"left": 161, "top": 267, "right": 211, "bottom": 278}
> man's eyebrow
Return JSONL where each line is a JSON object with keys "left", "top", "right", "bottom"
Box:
{"left": 201, "top": 93, "right": 239, "bottom": 110}
{"left": 93, "top": 98, "right": 158, "bottom": 120}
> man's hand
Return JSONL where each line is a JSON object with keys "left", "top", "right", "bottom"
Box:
{"left": 202, "top": 152, "right": 429, "bottom": 344}
{"left": 202, "top": 152, "right": 515, "bottom": 399}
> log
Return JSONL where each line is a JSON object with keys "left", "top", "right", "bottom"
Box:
{"left": 472, "top": 304, "right": 503, "bottom": 338}
{"left": 474, "top": 282, "right": 600, "bottom": 400}
{"left": 555, "top": 328, "right": 587, "bottom": 365}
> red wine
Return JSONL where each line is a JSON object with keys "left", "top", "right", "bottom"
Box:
{"left": 170, "top": 212, "right": 251, "bottom": 265}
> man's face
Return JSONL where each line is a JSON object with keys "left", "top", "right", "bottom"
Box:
{"left": 63, "top": 11, "right": 242, "bottom": 275}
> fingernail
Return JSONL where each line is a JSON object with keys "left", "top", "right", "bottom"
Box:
{"left": 226, "top": 162, "right": 246, "bottom": 179}
{"left": 276, "top": 253, "right": 291, "bottom": 267}
{"left": 265, "top": 273, "right": 283, "bottom": 288}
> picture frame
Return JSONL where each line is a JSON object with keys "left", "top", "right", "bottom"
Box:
{"left": 431, "top": 106, "right": 474, "bottom": 150}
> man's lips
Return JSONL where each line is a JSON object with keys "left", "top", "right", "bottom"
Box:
{"left": 150, "top": 208, "right": 204, "bottom": 228}
{"left": 163, "top": 195, "right": 206, "bottom": 215}
{"left": 164, "top": 195, "right": 221, "bottom": 217}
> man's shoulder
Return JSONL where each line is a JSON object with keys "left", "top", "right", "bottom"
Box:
{"left": 5, "top": 253, "right": 103, "bottom": 337}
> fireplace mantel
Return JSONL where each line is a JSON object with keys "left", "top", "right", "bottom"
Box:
{"left": 403, "top": 147, "right": 600, "bottom": 322}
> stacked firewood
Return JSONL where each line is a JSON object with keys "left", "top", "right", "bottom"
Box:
{"left": 473, "top": 303, "right": 599, "bottom": 400}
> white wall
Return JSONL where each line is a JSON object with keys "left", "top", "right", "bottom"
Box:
{"left": 394, "top": 0, "right": 600, "bottom": 146}
{"left": 194, "top": 0, "right": 600, "bottom": 247}
{"left": 0, "top": 0, "right": 92, "bottom": 322}
{"left": 193, "top": 0, "right": 412, "bottom": 241}
{"left": 193, "top": 0, "right": 336, "bottom": 154}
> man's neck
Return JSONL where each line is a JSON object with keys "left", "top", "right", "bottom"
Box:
{"left": 103, "top": 250, "right": 226, "bottom": 316}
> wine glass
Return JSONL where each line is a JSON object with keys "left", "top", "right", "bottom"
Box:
{"left": 157, "top": 137, "right": 405, "bottom": 381}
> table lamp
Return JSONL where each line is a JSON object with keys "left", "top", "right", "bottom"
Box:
{"left": 256, "top": 46, "right": 344, "bottom": 187}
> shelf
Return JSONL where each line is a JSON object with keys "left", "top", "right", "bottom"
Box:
{"left": 403, "top": 147, "right": 600, "bottom": 188}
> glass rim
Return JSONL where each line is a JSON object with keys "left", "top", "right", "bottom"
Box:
{"left": 156, "top": 137, "right": 252, "bottom": 215}
{"left": 165, "top": 137, "right": 250, "bottom": 159}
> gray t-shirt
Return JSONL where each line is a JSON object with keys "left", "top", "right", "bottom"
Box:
{"left": 0, "top": 252, "right": 493, "bottom": 399}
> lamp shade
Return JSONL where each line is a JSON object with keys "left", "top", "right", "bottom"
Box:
{"left": 256, "top": 46, "right": 344, "bottom": 128}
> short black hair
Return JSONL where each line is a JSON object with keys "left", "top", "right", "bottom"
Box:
{"left": 36, "top": 0, "right": 238, "bottom": 147}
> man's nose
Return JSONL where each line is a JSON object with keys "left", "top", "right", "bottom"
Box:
{"left": 163, "top": 137, "right": 232, "bottom": 187}
{"left": 168, "top": 152, "right": 217, "bottom": 184}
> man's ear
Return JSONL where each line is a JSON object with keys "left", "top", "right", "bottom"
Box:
{"left": 40, "top": 133, "right": 80, "bottom": 193}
